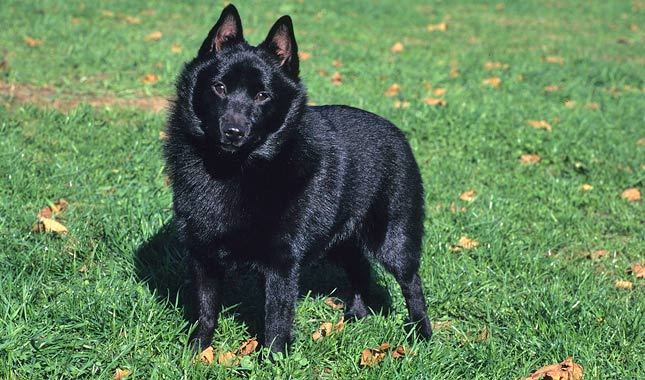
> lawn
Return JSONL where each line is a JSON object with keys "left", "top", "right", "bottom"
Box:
{"left": 0, "top": 0, "right": 643, "bottom": 379}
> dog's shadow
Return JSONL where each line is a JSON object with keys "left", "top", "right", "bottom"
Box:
{"left": 134, "top": 221, "right": 393, "bottom": 339}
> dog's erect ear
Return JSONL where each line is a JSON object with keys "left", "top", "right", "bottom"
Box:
{"left": 198, "top": 4, "right": 244, "bottom": 57}
{"left": 259, "top": 16, "right": 299, "bottom": 77}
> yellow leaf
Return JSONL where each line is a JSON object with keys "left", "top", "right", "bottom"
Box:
{"left": 432, "top": 88, "right": 447, "bottom": 96}
{"left": 312, "top": 322, "right": 334, "bottom": 342}
{"left": 198, "top": 346, "right": 214, "bottom": 365}
{"left": 580, "top": 183, "right": 593, "bottom": 192}
{"left": 113, "top": 368, "right": 131, "bottom": 380}
{"left": 142, "top": 73, "right": 159, "bottom": 84}
{"left": 621, "top": 188, "right": 641, "bottom": 202}
{"left": 144, "top": 31, "right": 163, "bottom": 41}
{"left": 482, "top": 76, "right": 501, "bottom": 88}
{"left": 588, "top": 249, "right": 608, "bottom": 260}
{"left": 391, "top": 345, "right": 407, "bottom": 359}
{"left": 424, "top": 97, "right": 447, "bottom": 106}
{"left": 298, "top": 51, "right": 312, "bottom": 60}
{"left": 24, "top": 36, "right": 43, "bottom": 47}
{"left": 217, "top": 351, "right": 237, "bottom": 366}
{"left": 123, "top": 15, "right": 141, "bottom": 25}
{"left": 390, "top": 42, "right": 404, "bottom": 53}
{"left": 527, "top": 120, "right": 552, "bottom": 131}
{"left": 628, "top": 263, "right": 645, "bottom": 278}
{"left": 450, "top": 236, "right": 479, "bottom": 251}
{"left": 459, "top": 189, "right": 477, "bottom": 202}
{"left": 393, "top": 100, "right": 410, "bottom": 109}
{"left": 159, "top": 131, "right": 169, "bottom": 141}
{"left": 171, "top": 43, "right": 182, "bottom": 54}
{"left": 544, "top": 55, "right": 564, "bottom": 64}
{"left": 384, "top": 83, "right": 400, "bottom": 97}
{"left": 427, "top": 22, "right": 447, "bottom": 32}
{"left": 237, "top": 338, "right": 258, "bottom": 356}
{"left": 359, "top": 342, "right": 391, "bottom": 367}
{"left": 449, "top": 67, "right": 460, "bottom": 78}
{"left": 614, "top": 279, "right": 633, "bottom": 290}
{"left": 33, "top": 217, "right": 68, "bottom": 235}
{"left": 324, "top": 297, "right": 344, "bottom": 310}
{"left": 331, "top": 71, "right": 342, "bottom": 86}
{"left": 484, "top": 61, "right": 509, "bottom": 70}
{"left": 544, "top": 84, "right": 560, "bottom": 92}
{"left": 520, "top": 154, "right": 541, "bottom": 164}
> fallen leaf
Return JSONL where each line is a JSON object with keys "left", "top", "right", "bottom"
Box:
{"left": 123, "top": 15, "right": 141, "bottom": 24}
{"left": 424, "top": 97, "right": 447, "bottom": 106}
{"left": 391, "top": 345, "right": 407, "bottom": 359}
{"left": 171, "top": 43, "right": 182, "bottom": 54}
{"left": 38, "top": 198, "right": 69, "bottom": 218}
{"left": 585, "top": 102, "right": 599, "bottom": 110}
{"left": 427, "top": 22, "right": 448, "bottom": 32}
{"left": 482, "top": 76, "right": 501, "bottom": 88}
{"left": 332, "top": 59, "right": 343, "bottom": 68}
{"left": 298, "top": 51, "right": 312, "bottom": 60}
{"left": 432, "top": 320, "right": 454, "bottom": 331}
{"left": 324, "top": 297, "right": 344, "bottom": 310}
{"left": 198, "top": 346, "right": 215, "bottom": 364}
{"left": 449, "top": 202, "right": 467, "bottom": 213}
{"left": 384, "top": 83, "right": 400, "bottom": 97}
{"left": 544, "top": 84, "right": 560, "bottom": 92}
{"left": 432, "top": 87, "right": 447, "bottom": 96}
{"left": 628, "top": 263, "right": 645, "bottom": 278}
{"left": 637, "top": 138, "right": 645, "bottom": 146}
{"left": 24, "top": 36, "right": 43, "bottom": 47}
{"left": 217, "top": 351, "right": 237, "bottom": 366}
{"left": 614, "top": 279, "right": 633, "bottom": 290}
{"left": 459, "top": 189, "right": 477, "bottom": 202}
{"left": 237, "top": 338, "right": 258, "bottom": 356}
{"left": 484, "top": 61, "right": 509, "bottom": 70}
{"left": 449, "top": 67, "right": 460, "bottom": 78}
{"left": 580, "top": 183, "right": 593, "bottom": 192}
{"left": 630, "top": 24, "right": 638, "bottom": 32}
{"left": 331, "top": 71, "right": 342, "bottom": 85}
{"left": 475, "top": 327, "right": 490, "bottom": 342}
{"left": 312, "top": 317, "right": 344, "bottom": 341}
{"left": 159, "top": 131, "right": 169, "bottom": 141}
{"left": 588, "top": 249, "right": 608, "bottom": 260}
{"left": 33, "top": 217, "right": 68, "bottom": 235}
{"left": 359, "top": 342, "right": 391, "bottom": 367}
{"left": 524, "top": 357, "right": 583, "bottom": 380}
{"left": 142, "top": 73, "right": 159, "bottom": 84}
{"left": 101, "top": 10, "right": 115, "bottom": 17}
{"left": 527, "top": 120, "right": 552, "bottom": 132}
{"left": 113, "top": 368, "right": 131, "bottom": 380}
{"left": 520, "top": 154, "right": 541, "bottom": 164}
{"left": 393, "top": 100, "right": 410, "bottom": 109}
{"left": 144, "top": 31, "right": 163, "bottom": 41}
{"left": 450, "top": 236, "right": 479, "bottom": 251}
{"left": 544, "top": 55, "right": 565, "bottom": 64}
{"left": 390, "top": 42, "right": 404, "bottom": 53}
{"left": 621, "top": 188, "right": 641, "bottom": 202}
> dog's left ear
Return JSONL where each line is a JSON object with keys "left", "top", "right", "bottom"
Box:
{"left": 259, "top": 16, "right": 299, "bottom": 78}
{"left": 198, "top": 4, "right": 244, "bottom": 57}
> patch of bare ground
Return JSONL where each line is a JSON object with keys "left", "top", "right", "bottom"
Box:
{"left": 0, "top": 81, "right": 169, "bottom": 113}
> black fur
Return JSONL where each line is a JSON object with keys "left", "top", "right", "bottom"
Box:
{"left": 163, "top": 4, "right": 432, "bottom": 353}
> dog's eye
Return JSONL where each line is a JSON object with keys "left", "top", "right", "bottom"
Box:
{"left": 255, "top": 92, "right": 271, "bottom": 102}
{"left": 212, "top": 82, "right": 227, "bottom": 97}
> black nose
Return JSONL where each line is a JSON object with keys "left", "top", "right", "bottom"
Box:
{"left": 223, "top": 127, "right": 245, "bottom": 141}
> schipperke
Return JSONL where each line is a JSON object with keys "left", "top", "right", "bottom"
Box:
{"left": 163, "top": 4, "right": 432, "bottom": 353}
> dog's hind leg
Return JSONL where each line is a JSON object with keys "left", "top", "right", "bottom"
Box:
{"left": 330, "top": 245, "right": 370, "bottom": 320}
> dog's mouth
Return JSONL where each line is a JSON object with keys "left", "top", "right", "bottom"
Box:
{"left": 219, "top": 142, "right": 242, "bottom": 152}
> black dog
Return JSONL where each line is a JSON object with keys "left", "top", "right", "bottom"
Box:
{"left": 163, "top": 4, "right": 432, "bottom": 353}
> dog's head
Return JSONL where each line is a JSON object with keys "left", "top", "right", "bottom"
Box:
{"left": 175, "top": 4, "right": 305, "bottom": 157}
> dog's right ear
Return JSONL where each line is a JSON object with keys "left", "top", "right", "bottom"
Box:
{"left": 198, "top": 4, "right": 244, "bottom": 57}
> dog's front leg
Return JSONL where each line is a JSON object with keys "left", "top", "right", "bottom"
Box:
{"left": 188, "top": 254, "right": 222, "bottom": 353}
{"left": 264, "top": 267, "right": 299, "bottom": 353}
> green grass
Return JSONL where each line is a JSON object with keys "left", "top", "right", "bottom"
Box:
{"left": 1, "top": 0, "right": 643, "bottom": 378}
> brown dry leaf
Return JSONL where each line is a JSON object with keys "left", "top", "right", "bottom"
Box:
{"left": 33, "top": 217, "right": 68, "bottom": 235}
{"left": 39, "top": 198, "right": 69, "bottom": 219}
{"left": 198, "top": 346, "right": 215, "bottom": 364}
{"left": 331, "top": 71, "right": 342, "bottom": 86}
{"left": 101, "top": 10, "right": 115, "bottom": 17}
{"left": 580, "top": 183, "right": 593, "bottom": 192}
{"left": 427, "top": 22, "right": 448, "bottom": 32}
{"left": 142, "top": 73, "right": 159, "bottom": 85}
{"left": 482, "top": 76, "right": 501, "bottom": 88}
{"left": 449, "top": 67, "right": 460, "bottom": 78}
{"left": 237, "top": 338, "right": 258, "bottom": 356}
{"left": 144, "top": 31, "right": 163, "bottom": 41}
{"left": 113, "top": 368, "right": 131, "bottom": 380}
{"left": 432, "top": 320, "right": 454, "bottom": 331}
{"left": 524, "top": 357, "right": 583, "bottom": 380}
{"left": 637, "top": 138, "right": 645, "bottom": 146}
{"left": 450, "top": 236, "right": 479, "bottom": 252}
{"left": 384, "top": 83, "right": 400, "bottom": 97}
{"left": 391, "top": 345, "right": 407, "bottom": 359}
{"left": 123, "top": 15, "right": 141, "bottom": 25}
{"left": 585, "top": 102, "right": 599, "bottom": 110}
{"left": 459, "top": 189, "right": 477, "bottom": 202}
{"left": 217, "top": 351, "right": 237, "bottom": 366}
{"left": 520, "top": 154, "right": 541, "bottom": 164}
{"left": 359, "top": 342, "right": 391, "bottom": 367}
{"left": 324, "top": 297, "right": 344, "bottom": 310}
{"left": 334, "top": 317, "right": 345, "bottom": 332}
{"left": 312, "top": 322, "right": 334, "bottom": 342}
{"left": 424, "top": 97, "right": 447, "bottom": 106}
{"left": 171, "top": 43, "right": 182, "bottom": 54}
{"left": 332, "top": 59, "right": 343, "bottom": 68}
{"left": 390, "top": 42, "right": 404, "bottom": 53}
{"left": 24, "top": 36, "right": 43, "bottom": 47}
{"left": 298, "top": 51, "right": 312, "bottom": 60}
{"left": 544, "top": 84, "right": 560, "bottom": 92}
{"left": 621, "top": 188, "right": 641, "bottom": 202}
{"left": 484, "top": 61, "right": 509, "bottom": 70}
{"left": 588, "top": 250, "right": 608, "bottom": 260}
{"left": 544, "top": 56, "right": 565, "bottom": 64}
{"left": 564, "top": 100, "right": 576, "bottom": 109}
{"left": 432, "top": 87, "right": 447, "bottom": 96}
{"left": 393, "top": 100, "right": 410, "bottom": 109}
{"left": 614, "top": 279, "right": 633, "bottom": 290}
{"left": 628, "top": 263, "right": 645, "bottom": 278}
{"left": 528, "top": 120, "right": 552, "bottom": 132}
